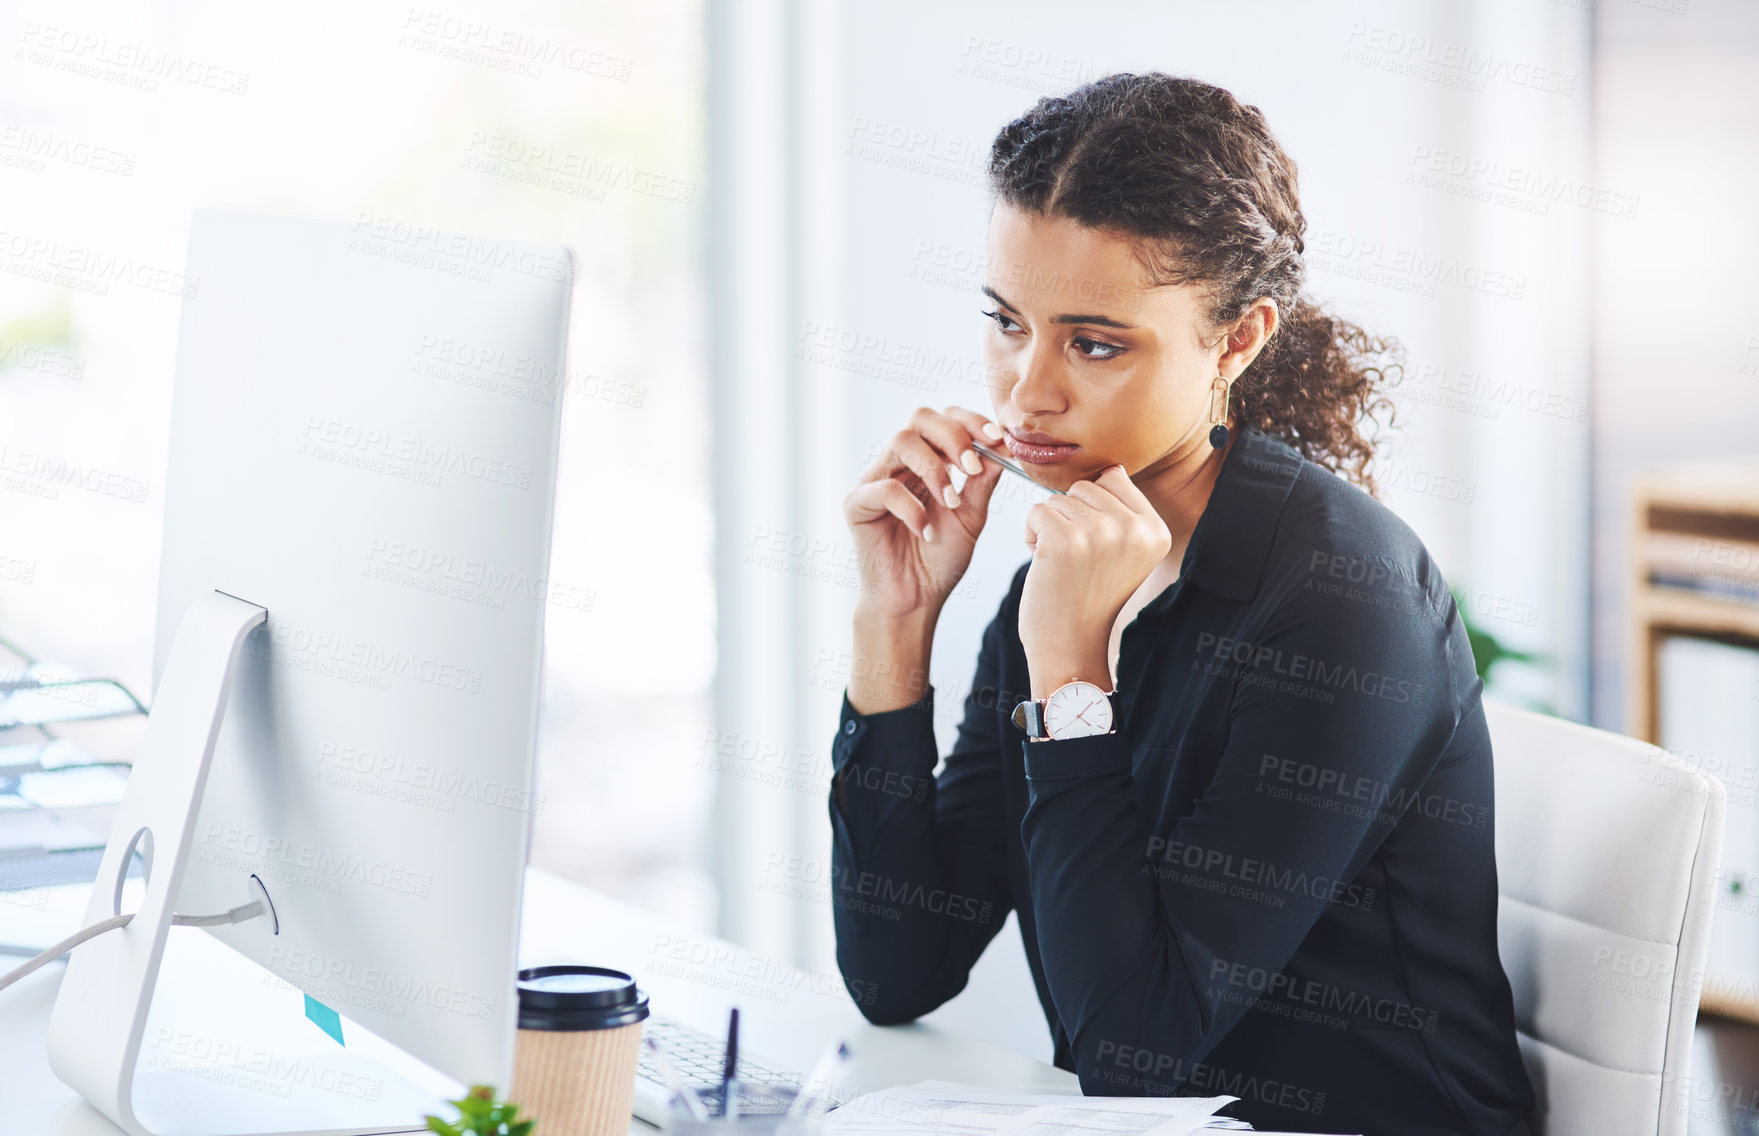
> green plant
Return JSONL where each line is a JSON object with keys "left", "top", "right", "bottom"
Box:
{"left": 1451, "top": 583, "right": 1555, "bottom": 716}
{"left": 1454, "top": 594, "right": 1539, "bottom": 681}
{"left": 424, "top": 1084, "right": 535, "bottom": 1136}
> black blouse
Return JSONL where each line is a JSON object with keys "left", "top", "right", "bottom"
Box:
{"left": 827, "top": 424, "right": 1535, "bottom": 1136}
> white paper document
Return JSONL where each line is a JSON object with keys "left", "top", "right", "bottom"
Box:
{"left": 824, "top": 1080, "right": 1252, "bottom": 1136}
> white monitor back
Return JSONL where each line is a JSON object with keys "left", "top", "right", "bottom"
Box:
{"left": 157, "top": 208, "right": 572, "bottom": 1088}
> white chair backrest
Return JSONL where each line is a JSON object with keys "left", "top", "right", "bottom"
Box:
{"left": 1486, "top": 699, "right": 1725, "bottom": 1136}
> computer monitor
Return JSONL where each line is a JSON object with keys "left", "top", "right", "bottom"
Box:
{"left": 46, "top": 208, "right": 574, "bottom": 1135}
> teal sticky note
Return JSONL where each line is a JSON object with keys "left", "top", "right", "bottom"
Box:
{"left": 304, "top": 994, "right": 344, "bottom": 1046}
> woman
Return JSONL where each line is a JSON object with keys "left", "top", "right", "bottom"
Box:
{"left": 827, "top": 74, "right": 1534, "bottom": 1136}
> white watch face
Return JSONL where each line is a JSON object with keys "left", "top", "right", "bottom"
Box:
{"left": 1043, "top": 681, "right": 1112, "bottom": 738}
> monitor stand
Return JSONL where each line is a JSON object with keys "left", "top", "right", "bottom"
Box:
{"left": 43, "top": 591, "right": 444, "bottom": 1136}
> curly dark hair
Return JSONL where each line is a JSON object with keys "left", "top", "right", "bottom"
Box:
{"left": 987, "top": 72, "right": 1403, "bottom": 494}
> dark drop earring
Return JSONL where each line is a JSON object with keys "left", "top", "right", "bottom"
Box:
{"left": 1208, "top": 374, "right": 1232, "bottom": 449}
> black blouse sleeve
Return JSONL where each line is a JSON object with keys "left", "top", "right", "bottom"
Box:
{"left": 826, "top": 602, "right": 1017, "bottom": 1023}
{"left": 1017, "top": 579, "right": 1472, "bottom": 1093}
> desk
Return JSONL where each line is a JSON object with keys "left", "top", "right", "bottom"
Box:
{"left": 0, "top": 867, "right": 1076, "bottom": 1133}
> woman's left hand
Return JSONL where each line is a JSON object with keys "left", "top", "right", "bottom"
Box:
{"left": 1018, "top": 465, "right": 1172, "bottom": 694}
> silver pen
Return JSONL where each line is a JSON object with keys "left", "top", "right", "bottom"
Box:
{"left": 786, "top": 1040, "right": 852, "bottom": 1118}
{"left": 642, "top": 1035, "right": 710, "bottom": 1120}
{"left": 968, "top": 441, "right": 1066, "bottom": 495}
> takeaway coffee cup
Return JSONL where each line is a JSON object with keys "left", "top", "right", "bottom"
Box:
{"left": 511, "top": 965, "right": 650, "bottom": 1136}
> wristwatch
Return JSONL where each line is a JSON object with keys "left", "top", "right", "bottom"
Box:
{"left": 1013, "top": 679, "right": 1118, "bottom": 741}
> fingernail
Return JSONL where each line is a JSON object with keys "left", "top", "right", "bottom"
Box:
{"left": 961, "top": 449, "right": 983, "bottom": 475}
{"left": 982, "top": 421, "right": 1005, "bottom": 440}
{"left": 942, "top": 485, "right": 961, "bottom": 508}
{"left": 923, "top": 524, "right": 936, "bottom": 543}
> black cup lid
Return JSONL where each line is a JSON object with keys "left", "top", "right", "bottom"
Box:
{"left": 517, "top": 965, "right": 650, "bottom": 1031}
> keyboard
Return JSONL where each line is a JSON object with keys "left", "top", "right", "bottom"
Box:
{"left": 633, "top": 1015, "right": 804, "bottom": 1124}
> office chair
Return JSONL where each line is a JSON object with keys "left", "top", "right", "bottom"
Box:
{"left": 1486, "top": 699, "right": 1726, "bottom": 1136}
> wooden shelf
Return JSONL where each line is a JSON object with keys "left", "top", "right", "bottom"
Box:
{"left": 1635, "top": 459, "right": 1759, "bottom": 517}
{"left": 1700, "top": 986, "right": 1759, "bottom": 1029}
{"left": 1627, "top": 461, "right": 1759, "bottom": 743}
{"left": 1626, "top": 461, "right": 1759, "bottom": 1025}
{"left": 1636, "top": 588, "right": 1759, "bottom": 643}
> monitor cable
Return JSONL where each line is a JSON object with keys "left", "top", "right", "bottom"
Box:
{"left": 0, "top": 897, "right": 267, "bottom": 994}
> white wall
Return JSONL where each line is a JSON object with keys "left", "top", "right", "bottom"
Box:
{"left": 0, "top": 0, "right": 717, "bottom": 927}
{"left": 1588, "top": 0, "right": 1759, "bottom": 731}
{"left": 1589, "top": 6, "right": 1759, "bottom": 1128}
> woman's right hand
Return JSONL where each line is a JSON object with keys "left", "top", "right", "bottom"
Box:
{"left": 843, "top": 406, "right": 1008, "bottom": 620}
